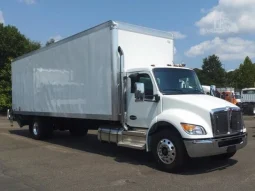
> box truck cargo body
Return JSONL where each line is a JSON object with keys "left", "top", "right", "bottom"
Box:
{"left": 12, "top": 21, "right": 174, "bottom": 121}
{"left": 10, "top": 21, "right": 247, "bottom": 172}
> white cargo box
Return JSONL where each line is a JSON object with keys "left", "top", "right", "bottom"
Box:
{"left": 12, "top": 20, "right": 174, "bottom": 121}
{"left": 241, "top": 88, "right": 255, "bottom": 102}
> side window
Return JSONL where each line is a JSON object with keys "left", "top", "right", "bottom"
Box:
{"left": 138, "top": 74, "right": 154, "bottom": 99}
{"left": 130, "top": 73, "right": 154, "bottom": 99}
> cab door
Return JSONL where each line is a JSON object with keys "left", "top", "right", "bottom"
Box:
{"left": 126, "top": 72, "right": 160, "bottom": 128}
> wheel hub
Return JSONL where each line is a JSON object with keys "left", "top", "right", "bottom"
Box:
{"left": 157, "top": 139, "right": 176, "bottom": 164}
{"left": 33, "top": 123, "right": 38, "bottom": 136}
{"left": 162, "top": 147, "right": 168, "bottom": 156}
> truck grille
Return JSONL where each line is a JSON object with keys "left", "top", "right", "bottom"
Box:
{"left": 211, "top": 108, "right": 243, "bottom": 136}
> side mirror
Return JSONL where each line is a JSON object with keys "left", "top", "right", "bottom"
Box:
{"left": 134, "top": 82, "right": 145, "bottom": 101}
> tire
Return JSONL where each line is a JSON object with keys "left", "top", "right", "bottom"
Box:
{"left": 251, "top": 105, "right": 255, "bottom": 115}
{"left": 69, "top": 127, "right": 88, "bottom": 137}
{"left": 151, "top": 128, "right": 187, "bottom": 172}
{"left": 29, "top": 118, "right": 53, "bottom": 140}
{"left": 211, "top": 151, "right": 236, "bottom": 160}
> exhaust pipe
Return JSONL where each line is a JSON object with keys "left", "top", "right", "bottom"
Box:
{"left": 118, "top": 46, "right": 128, "bottom": 130}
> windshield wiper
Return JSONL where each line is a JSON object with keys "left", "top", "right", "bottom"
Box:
{"left": 192, "top": 89, "right": 204, "bottom": 94}
{"left": 161, "top": 89, "right": 185, "bottom": 93}
{"left": 162, "top": 88, "right": 204, "bottom": 94}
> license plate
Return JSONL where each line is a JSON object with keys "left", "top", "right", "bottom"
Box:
{"left": 227, "top": 145, "right": 236, "bottom": 153}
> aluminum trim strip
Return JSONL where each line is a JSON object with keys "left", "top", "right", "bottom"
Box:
{"left": 13, "top": 111, "right": 115, "bottom": 121}
{"left": 116, "top": 21, "right": 174, "bottom": 39}
{"left": 12, "top": 20, "right": 174, "bottom": 63}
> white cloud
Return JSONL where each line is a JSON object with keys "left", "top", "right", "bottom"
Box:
{"left": 19, "top": 0, "right": 36, "bottom": 5}
{"left": 185, "top": 37, "right": 255, "bottom": 61}
{"left": 170, "top": 31, "right": 187, "bottom": 39}
{"left": 51, "top": 35, "right": 62, "bottom": 42}
{"left": 200, "top": 8, "right": 205, "bottom": 13}
{"left": 200, "top": 8, "right": 208, "bottom": 13}
{"left": 196, "top": 0, "right": 255, "bottom": 35}
{"left": 0, "top": 11, "right": 4, "bottom": 24}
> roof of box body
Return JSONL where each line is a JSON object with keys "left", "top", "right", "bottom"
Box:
{"left": 242, "top": 88, "right": 255, "bottom": 91}
{"left": 12, "top": 20, "right": 174, "bottom": 62}
{"left": 126, "top": 66, "right": 192, "bottom": 73}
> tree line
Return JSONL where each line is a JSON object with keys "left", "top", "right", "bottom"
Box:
{"left": 194, "top": 55, "right": 255, "bottom": 90}
{"left": 0, "top": 23, "right": 56, "bottom": 111}
{"left": 0, "top": 23, "right": 255, "bottom": 111}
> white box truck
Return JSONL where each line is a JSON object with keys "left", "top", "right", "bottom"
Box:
{"left": 9, "top": 20, "right": 247, "bottom": 172}
{"left": 241, "top": 88, "right": 255, "bottom": 115}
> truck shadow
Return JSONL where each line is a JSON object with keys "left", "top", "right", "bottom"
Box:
{"left": 9, "top": 128, "right": 237, "bottom": 175}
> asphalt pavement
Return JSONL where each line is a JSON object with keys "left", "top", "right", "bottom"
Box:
{"left": 0, "top": 116, "right": 255, "bottom": 191}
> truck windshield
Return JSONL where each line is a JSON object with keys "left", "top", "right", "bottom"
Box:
{"left": 152, "top": 68, "right": 204, "bottom": 95}
{"left": 235, "top": 94, "right": 241, "bottom": 99}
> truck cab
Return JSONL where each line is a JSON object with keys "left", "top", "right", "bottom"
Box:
{"left": 118, "top": 64, "right": 247, "bottom": 171}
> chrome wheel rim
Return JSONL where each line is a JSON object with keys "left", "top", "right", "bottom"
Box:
{"left": 253, "top": 107, "right": 255, "bottom": 114}
{"left": 157, "top": 139, "right": 176, "bottom": 164}
{"left": 33, "top": 122, "right": 39, "bottom": 136}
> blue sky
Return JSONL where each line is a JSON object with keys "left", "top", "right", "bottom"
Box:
{"left": 1, "top": 0, "right": 255, "bottom": 70}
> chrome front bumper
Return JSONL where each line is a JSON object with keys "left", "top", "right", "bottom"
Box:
{"left": 183, "top": 133, "right": 248, "bottom": 158}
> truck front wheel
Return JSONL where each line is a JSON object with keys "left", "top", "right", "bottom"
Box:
{"left": 151, "top": 129, "right": 187, "bottom": 172}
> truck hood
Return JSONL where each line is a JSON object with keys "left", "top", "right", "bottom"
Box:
{"left": 161, "top": 94, "right": 240, "bottom": 138}
{"left": 162, "top": 94, "right": 238, "bottom": 112}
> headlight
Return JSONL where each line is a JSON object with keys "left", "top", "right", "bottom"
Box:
{"left": 181, "top": 123, "right": 207, "bottom": 135}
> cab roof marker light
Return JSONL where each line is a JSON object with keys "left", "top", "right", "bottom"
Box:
{"left": 173, "top": 64, "right": 186, "bottom": 67}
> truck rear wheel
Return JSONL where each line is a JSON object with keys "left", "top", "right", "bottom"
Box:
{"left": 69, "top": 127, "right": 88, "bottom": 137}
{"left": 151, "top": 129, "right": 187, "bottom": 172}
{"left": 29, "top": 118, "right": 53, "bottom": 140}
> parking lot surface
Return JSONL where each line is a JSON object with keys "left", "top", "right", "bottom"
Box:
{"left": 0, "top": 116, "right": 255, "bottom": 191}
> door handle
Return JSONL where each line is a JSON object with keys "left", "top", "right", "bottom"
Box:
{"left": 130, "top": 115, "right": 137, "bottom": 120}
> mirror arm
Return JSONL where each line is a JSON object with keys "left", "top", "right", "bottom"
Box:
{"left": 154, "top": 94, "right": 160, "bottom": 102}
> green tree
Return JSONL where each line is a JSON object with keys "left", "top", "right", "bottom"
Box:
{"left": 226, "top": 69, "right": 240, "bottom": 88}
{"left": 193, "top": 68, "right": 207, "bottom": 84}
{"left": 200, "top": 54, "right": 226, "bottom": 86}
{"left": 46, "top": 38, "right": 55, "bottom": 46}
{"left": 0, "top": 23, "right": 41, "bottom": 111}
{"left": 236, "top": 56, "right": 255, "bottom": 89}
